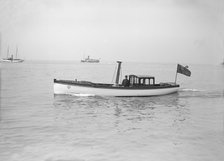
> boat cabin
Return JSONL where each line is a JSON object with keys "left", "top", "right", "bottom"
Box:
{"left": 128, "top": 75, "right": 155, "bottom": 86}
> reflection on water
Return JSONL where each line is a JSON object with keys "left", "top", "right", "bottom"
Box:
{"left": 53, "top": 93, "right": 189, "bottom": 134}
{"left": 53, "top": 93, "right": 183, "bottom": 110}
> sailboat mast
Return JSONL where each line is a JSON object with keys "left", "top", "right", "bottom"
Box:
{"left": 115, "top": 61, "right": 122, "bottom": 86}
{"left": 0, "top": 33, "right": 1, "bottom": 58}
{"left": 7, "top": 46, "right": 9, "bottom": 58}
{"left": 16, "top": 46, "right": 18, "bottom": 59}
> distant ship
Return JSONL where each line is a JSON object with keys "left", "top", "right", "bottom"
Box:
{"left": 81, "top": 56, "right": 100, "bottom": 63}
{"left": 1, "top": 46, "right": 24, "bottom": 63}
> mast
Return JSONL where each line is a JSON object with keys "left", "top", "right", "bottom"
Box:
{"left": 16, "top": 46, "right": 18, "bottom": 58}
{"left": 7, "top": 46, "right": 9, "bottom": 58}
{"left": 115, "top": 61, "right": 122, "bottom": 86}
{"left": 0, "top": 33, "right": 1, "bottom": 58}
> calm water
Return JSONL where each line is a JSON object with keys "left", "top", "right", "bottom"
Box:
{"left": 0, "top": 61, "right": 224, "bottom": 161}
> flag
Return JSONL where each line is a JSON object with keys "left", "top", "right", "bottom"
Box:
{"left": 177, "top": 64, "right": 191, "bottom": 77}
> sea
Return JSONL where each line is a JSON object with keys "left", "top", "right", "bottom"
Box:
{"left": 0, "top": 61, "right": 224, "bottom": 161}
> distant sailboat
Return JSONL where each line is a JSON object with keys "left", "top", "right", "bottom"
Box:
{"left": 1, "top": 46, "right": 24, "bottom": 63}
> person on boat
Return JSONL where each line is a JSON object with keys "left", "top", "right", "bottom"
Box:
{"left": 122, "top": 75, "right": 130, "bottom": 87}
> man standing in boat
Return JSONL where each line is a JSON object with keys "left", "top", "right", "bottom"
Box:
{"left": 122, "top": 75, "right": 130, "bottom": 87}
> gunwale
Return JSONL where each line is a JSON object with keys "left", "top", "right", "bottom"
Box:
{"left": 54, "top": 79, "right": 179, "bottom": 90}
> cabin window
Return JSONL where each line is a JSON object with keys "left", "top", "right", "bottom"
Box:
{"left": 130, "top": 78, "right": 133, "bottom": 85}
{"left": 145, "top": 79, "right": 150, "bottom": 85}
{"left": 149, "top": 78, "right": 155, "bottom": 85}
{"left": 139, "top": 78, "right": 143, "bottom": 85}
{"left": 129, "top": 76, "right": 135, "bottom": 85}
{"left": 135, "top": 77, "right": 138, "bottom": 85}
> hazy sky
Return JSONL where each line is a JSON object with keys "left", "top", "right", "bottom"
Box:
{"left": 0, "top": 0, "right": 224, "bottom": 64}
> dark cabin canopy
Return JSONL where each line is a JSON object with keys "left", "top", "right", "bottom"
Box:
{"left": 128, "top": 75, "right": 155, "bottom": 86}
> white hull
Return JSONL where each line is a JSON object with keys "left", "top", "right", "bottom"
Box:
{"left": 54, "top": 82, "right": 179, "bottom": 97}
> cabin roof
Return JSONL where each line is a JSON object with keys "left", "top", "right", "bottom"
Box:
{"left": 129, "top": 75, "right": 155, "bottom": 79}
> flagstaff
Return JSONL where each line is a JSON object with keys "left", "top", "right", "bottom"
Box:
{"left": 174, "top": 66, "right": 178, "bottom": 84}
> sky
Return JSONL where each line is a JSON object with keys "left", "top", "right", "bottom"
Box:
{"left": 0, "top": 0, "right": 224, "bottom": 64}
